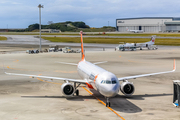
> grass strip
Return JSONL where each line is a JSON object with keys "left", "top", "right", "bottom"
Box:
{"left": 1, "top": 32, "right": 180, "bottom": 37}
{"left": 42, "top": 37, "right": 180, "bottom": 46}
{"left": 0, "top": 36, "right": 7, "bottom": 40}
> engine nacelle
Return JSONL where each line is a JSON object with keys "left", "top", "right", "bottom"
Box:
{"left": 61, "top": 83, "right": 75, "bottom": 96}
{"left": 120, "top": 82, "right": 135, "bottom": 95}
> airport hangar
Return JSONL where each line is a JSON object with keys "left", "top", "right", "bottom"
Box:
{"left": 116, "top": 17, "right": 180, "bottom": 33}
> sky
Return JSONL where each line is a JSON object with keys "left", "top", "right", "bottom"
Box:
{"left": 0, "top": 0, "right": 180, "bottom": 28}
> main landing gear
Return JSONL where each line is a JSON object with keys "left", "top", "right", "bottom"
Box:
{"left": 75, "top": 89, "right": 79, "bottom": 96}
{"left": 106, "top": 97, "right": 110, "bottom": 107}
{"left": 74, "top": 82, "right": 81, "bottom": 96}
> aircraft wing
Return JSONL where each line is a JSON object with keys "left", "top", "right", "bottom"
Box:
{"left": 57, "top": 61, "right": 107, "bottom": 65}
{"left": 5, "top": 72, "right": 87, "bottom": 83}
{"left": 118, "top": 60, "right": 176, "bottom": 81}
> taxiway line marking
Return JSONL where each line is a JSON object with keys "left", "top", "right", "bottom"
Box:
{"left": 13, "top": 60, "right": 19, "bottom": 62}
{"left": 82, "top": 86, "right": 125, "bottom": 120}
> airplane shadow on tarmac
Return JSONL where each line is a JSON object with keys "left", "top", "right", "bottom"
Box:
{"left": 111, "top": 93, "right": 172, "bottom": 113}
{"left": 21, "top": 90, "right": 172, "bottom": 114}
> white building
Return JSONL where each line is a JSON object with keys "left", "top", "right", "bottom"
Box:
{"left": 41, "top": 29, "right": 61, "bottom": 33}
{"left": 116, "top": 17, "right": 180, "bottom": 33}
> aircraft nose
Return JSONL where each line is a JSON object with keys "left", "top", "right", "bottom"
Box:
{"left": 103, "top": 84, "right": 119, "bottom": 97}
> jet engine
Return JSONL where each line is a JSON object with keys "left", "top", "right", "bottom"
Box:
{"left": 61, "top": 83, "right": 75, "bottom": 96}
{"left": 120, "top": 82, "right": 135, "bottom": 95}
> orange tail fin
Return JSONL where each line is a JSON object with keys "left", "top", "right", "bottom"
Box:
{"left": 80, "top": 31, "right": 85, "bottom": 60}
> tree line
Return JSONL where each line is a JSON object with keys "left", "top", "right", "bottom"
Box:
{"left": 8, "top": 21, "right": 116, "bottom": 32}
{"left": 20, "top": 21, "right": 90, "bottom": 32}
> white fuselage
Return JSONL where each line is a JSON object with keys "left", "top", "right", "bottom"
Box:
{"left": 136, "top": 41, "right": 154, "bottom": 48}
{"left": 77, "top": 60, "right": 120, "bottom": 97}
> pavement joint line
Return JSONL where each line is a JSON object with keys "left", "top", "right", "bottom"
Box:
{"left": 36, "top": 77, "right": 125, "bottom": 120}
{"left": 82, "top": 86, "right": 125, "bottom": 120}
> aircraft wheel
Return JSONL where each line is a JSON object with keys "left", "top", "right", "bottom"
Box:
{"left": 106, "top": 102, "right": 110, "bottom": 107}
{"left": 106, "top": 102, "right": 108, "bottom": 107}
{"left": 75, "top": 89, "right": 79, "bottom": 96}
{"left": 140, "top": 48, "right": 142, "bottom": 50}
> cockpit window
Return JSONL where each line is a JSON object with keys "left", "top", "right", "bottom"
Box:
{"left": 101, "top": 80, "right": 106, "bottom": 84}
{"left": 106, "top": 81, "right": 111, "bottom": 84}
{"left": 101, "top": 80, "right": 117, "bottom": 84}
{"left": 112, "top": 80, "right": 117, "bottom": 84}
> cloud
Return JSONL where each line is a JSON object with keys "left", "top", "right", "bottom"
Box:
{"left": 0, "top": 0, "right": 180, "bottom": 28}
{"left": 12, "top": 2, "right": 22, "bottom": 5}
{"left": 0, "top": 0, "right": 22, "bottom": 4}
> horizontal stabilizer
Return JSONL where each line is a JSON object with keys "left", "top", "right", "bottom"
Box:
{"left": 93, "top": 61, "right": 108, "bottom": 65}
{"left": 56, "top": 62, "right": 77, "bottom": 66}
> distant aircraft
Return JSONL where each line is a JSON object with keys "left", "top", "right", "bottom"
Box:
{"left": 115, "top": 35, "right": 157, "bottom": 51}
{"left": 115, "top": 43, "right": 137, "bottom": 51}
{"left": 126, "top": 27, "right": 143, "bottom": 33}
{"left": 4, "top": 32, "right": 176, "bottom": 107}
{"left": 135, "top": 35, "right": 157, "bottom": 50}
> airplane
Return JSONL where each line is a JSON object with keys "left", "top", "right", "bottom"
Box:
{"left": 135, "top": 35, "right": 157, "bottom": 50}
{"left": 126, "top": 27, "right": 143, "bottom": 33}
{"left": 115, "top": 35, "right": 157, "bottom": 51}
{"left": 115, "top": 42, "right": 137, "bottom": 51}
{"left": 4, "top": 31, "right": 176, "bottom": 107}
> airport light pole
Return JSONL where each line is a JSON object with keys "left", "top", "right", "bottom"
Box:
{"left": 38, "top": 4, "right": 43, "bottom": 52}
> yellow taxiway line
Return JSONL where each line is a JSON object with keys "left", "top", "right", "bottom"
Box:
{"left": 82, "top": 86, "right": 125, "bottom": 120}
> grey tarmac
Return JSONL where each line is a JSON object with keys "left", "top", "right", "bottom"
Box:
{"left": 0, "top": 43, "right": 180, "bottom": 120}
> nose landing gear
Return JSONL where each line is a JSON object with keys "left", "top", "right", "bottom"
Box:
{"left": 106, "top": 97, "right": 110, "bottom": 107}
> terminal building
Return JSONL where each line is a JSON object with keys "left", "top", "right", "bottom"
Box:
{"left": 116, "top": 17, "right": 180, "bottom": 33}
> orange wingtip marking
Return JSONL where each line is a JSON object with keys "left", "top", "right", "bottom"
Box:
{"left": 86, "top": 82, "right": 94, "bottom": 89}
